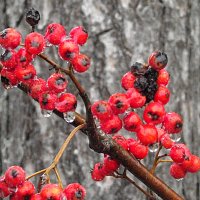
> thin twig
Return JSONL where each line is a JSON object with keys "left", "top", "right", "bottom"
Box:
{"left": 54, "top": 166, "right": 63, "bottom": 189}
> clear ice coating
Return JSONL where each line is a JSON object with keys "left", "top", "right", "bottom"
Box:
{"left": 41, "top": 109, "right": 53, "bottom": 117}
{"left": 63, "top": 111, "right": 76, "bottom": 123}
{"left": 176, "top": 178, "right": 184, "bottom": 181}
{"left": 149, "top": 143, "right": 159, "bottom": 153}
{"left": 170, "top": 133, "right": 181, "bottom": 142}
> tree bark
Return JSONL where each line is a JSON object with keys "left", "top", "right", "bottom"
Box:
{"left": 0, "top": 0, "right": 199, "bottom": 199}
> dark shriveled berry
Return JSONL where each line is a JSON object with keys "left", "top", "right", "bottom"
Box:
{"left": 26, "top": 8, "right": 40, "bottom": 27}
{"left": 131, "top": 62, "right": 147, "bottom": 76}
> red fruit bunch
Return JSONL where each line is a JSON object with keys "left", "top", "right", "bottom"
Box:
{"left": 0, "top": 166, "right": 86, "bottom": 200}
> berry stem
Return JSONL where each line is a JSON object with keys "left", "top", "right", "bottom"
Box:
{"left": 157, "top": 160, "right": 173, "bottom": 165}
{"left": 53, "top": 166, "right": 63, "bottom": 189}
{"left": 26, "top": 168, "right": 47, "bottom": 180}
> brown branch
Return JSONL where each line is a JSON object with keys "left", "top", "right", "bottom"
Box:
{"left": 0, "top": 60, "right": 184, "bottom": 200}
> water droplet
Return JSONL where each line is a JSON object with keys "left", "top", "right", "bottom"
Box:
{"left": 63, "top": 111, "right": 75, "bottom": 123}
{"left": 41, "top": 109, "right": 53, "bottom": 117}
{"left": 176, "top": 178, "right": 184, "bottom": 181}
{"left": 170, "top": 134, "right": 181, "bottom": 142}
{"left": 149, "top": 143, "right": 159, "bottom": 153}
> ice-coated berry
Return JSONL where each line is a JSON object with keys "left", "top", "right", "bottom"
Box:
{"left": 91, "top": 100, "right": 113, "bottom": 121}
{"left": 148, "top": 51, "right": 168, "bottom": 71}
{"left": 123, "top": 111, "right": 142, "bottom": 132}
{"left": 136, "top": 124, "right": 158, "bottom": 146}
{"left": 108, "top": 93, "right": 129, "bottom": 115}
{"left": 169, "top": 144, "right": 186, "bottom": 163}
{"left": 69, "top": 26, "right": 88, "bottom": 46}
{"left": 112, "top": 134, "right": 128, "bottom": 150}
{"left": 55, "top": 93, "right": 77, "bottom": 113}
{"left": 163, "top": 112, "right": 183, "bottom": 134}
{"left": 40, "top": 184, "right": 62, "bottom": 200}
{"left": 47, "top": 73, "right": 68, "bottom": 93}
{"left": 100, "top": 115, "right": 122, "bottom": 134}
{"left": 39, "top": 92, "right": 57, "bottom": 110}
{"left": 91, "top": 162, "right": 106, "bottom": 181}
{"left": 72, "top": 53, "right": 90, "bottom": 73}
{"left": 16, "top": 48, "right": 33, "bottom": 68}
{"left": 1, "top": 68, "right": 19, "bottom": 87}
{"left": 4, "top": 166, "right": 26, "bottom": 188}
{"left": 128, "top": 139, "right": 149, "bottom": 159}
{"left": 25, "top": 32, "right": 45, "bottom": 55}
{"left": 143, "top": 101, "right": 165, "bottom": 125}
{"left": 0, "top": 49, "right": 17, "bottom": 70}
{"left": 0, "top": 176, "right": 10, "bottom": 198}
{"left": 58, "top": 39, "right": 79, "bottom": 61}
{"left": 160, "top": 133, "right": 174, "bottom": 149}
{"left": 44, "top": 23, "right": 66, "bottom": 45}
{"left": 121, "top": 71, "right": 136, "bottom": 90}
{"left": 154, "top": 85, "right": 170, "bottom": 105}
{"left": 103, "top": 155, "right": 120, "bottom": 174}
{"left": 26, "top": 8, "right": 40, "bottom": 27}
{"left": 157, "top": 69, "right": 170, "bottom": 86}
{"left": 170, "top": 163, "right": 186, "bottom": 179}
{"left": 0, "top": 28, "right": 21, "bottom": 49}
{"left": 126, "top": 88, "right": 146, "bottom": 108}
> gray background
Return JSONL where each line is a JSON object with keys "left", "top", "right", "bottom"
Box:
{"left": 0, "top": 0, "right": 199, "bottom": 199}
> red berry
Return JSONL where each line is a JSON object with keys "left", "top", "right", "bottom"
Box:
{"left": 100, "top": 115, "right": 122, "bottom": 134}
{"left": 44, "top": 23, "right": 66, "bottom": 45}
{"left": 123, "top": 111, "right": 142, "bottom": 132}
{"left": 47, "top": 73, "right": 68, "bottom": 93}
{"left": 15, "top": 64, "right": 36, "bottom": 83}
{"left": 157, "top": 69, "right": 170, "bottom": 86}
{"left": 128, "top": 139, "right": 149, "bottom": 159}
{"left": 58, "top": 39, "right": 79, "bottom": 61}
{"left": 16, "top": 48, "right": 33, "bottom": 68}
{"left": 163, "top": 112, "right": 183, "bottom": 134}
{"left": 29, "top": 78, "right": 47, "bottom": 100}
{"left": 69, "top": 26, "right": 88, "bottom": 46}
{"left": 16, "top": 180, "right": 35, "bottom": 200}
{"left": 30, "top": 193, "right": 42, "bottom": 200}
{"left": 39, "top": 92, "right": 57, "bottom": 110}
{"left": 4, "top": 166, "right": 26, "bottom": 188}
{"left": 108, "top": 93, "right": 129, "bottom": 115}
{"left": 154, "top": 86, "right": 170, "bottom": 105}
{"left": 1, "top": 67, "right": 19, "bottom": 87}
{"left": 103, "top": 155, "right": 120, "bottom": 174}
{"left": 55, "top": 93, "right": 77, "bottom": 113}
{"left": 91, "top": 100, "right": 113, "bottom": 121}
{"left": 72, "top": 53, "right": 90, "bottom": 73}
{"left": 143, "top": 101, "right": 165, "bottom": 125}
{"left": 160, "top": 133, "right": 174, "bottom": 149}
{"left": 148, "top": 51, "right": 168, "bottom": 71}
{"left": 170, "top": 163, "right": 186, "bottom": 179}
{"left": 63, "top": 183, "right": 86, "bottom": 200}
{"left": 126, "top": 88, "right": 146, "bottom": 108}
{"left": 169, "top": 144, "right": 186, "bottom": 163}
{"left": 0, "top": 28, "right": 21, "bottom": 49}
{"left": 112, "top": 134, "right": 128, "bottom": 150}
{"left": 40, "top": 184, "right": 62, "bottom": 200}
{"left": 91, "top": 163, "right": 106, "bottom": 181}
{"left": 187, "top": 155, "right": 200, "bottom": 173}
{"left": 121, "top": 71, "right": 136, "bottom": 90}
{"left": 0, "top": 176, "right": 10, "bottom": 198}
{"left": 0, "top": 49, "right": 17, "bottom": 70}
{"left": 25, "top": 32, "right": 45, "bottom": 55}
{"left": 136, "top": 124, "right": 158, "bottom": 146}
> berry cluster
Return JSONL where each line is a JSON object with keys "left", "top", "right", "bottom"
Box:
{"left": 91, "top": 51, "right": 200, "bottom": 180}
{"left": 0, "top": 166, "right": 86, "bottom": 200}
{"left": 0, "top": 22, "right": 90, "bottom": 116}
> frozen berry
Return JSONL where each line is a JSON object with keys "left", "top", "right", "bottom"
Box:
{"left": 91, "top": 163, "right": 106, "bottom": 181}
{"left": 39, "top": 92, "right": 57, "bottom": 110}
{"left": 0, "top": 176, "right": 10, "bottom": 198}
{"left": 55, "top": 93, "right": 77, "bottom": 113}
{"left": 72, "top": 53, "right": 90, "bottom": 73}
{"left": 69, "top": 26, "right": 88, "bottom": 46}
{"left": 1, "top": 67, "right": 19, "bottom": 87}
{"left": 148, "top": 51, "right": 168, "bottom": 71}
{"left": 40, "top": 184, "right": 62, "bottom": 200}
{"left": 25, "top": 32, "right": 45, "bottom": 55}
{"left": 157, "top": 69, "right": 170, "bottom": 86}
{"left": 143, "top": 101, "right": 165, "bottom": 125}
{"left": 108, "top": 93, "right": 129, "bottom": 115}
{"left": 112, "top": 134, "right": 128, "bottom": 150}
{"left": 121, "top": 71, "right": 136, "bottom": 90}
{"left": 45, "top": 23, "right": 66, "bottom": 45}
{"left": 123, "top": 111, "right": 142, "bottom": 132}
{"left": 169, "top": 144, "right": 186, "bottom": 163}
{"left": 5, "top": 166, "right": 26, "bottom": 188}
{"left": 0, "top": 49, "right": 17, "bottom": 70}
{"left": 103, "top": 155, "right": 120, "bottom": 174}
{"left": 170, "top": 163, "right": 186, "bottom": 179}
{"left": 154, "top": 85, "right": 170, "bottom": 105}
{"left": 30, "top": 193, "right": 42, "bottom": 200}
{"left": 58, "top": 39, "right": 79, "bottom": 61}
{"left": 47, "top": 73, "right": 68, "bottom": 93}
{"left": 163, "top": 112, "right": 183, "bottom": 134}
{"left": 160, "top": 133, "right": 174, "bottom": 149}
{"left": 16, "top": 48, "right": 33, "bottom": 68}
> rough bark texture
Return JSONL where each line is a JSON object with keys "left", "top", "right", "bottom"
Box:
{"left": 0, "top": 0, "right": 199, "bottom": 199}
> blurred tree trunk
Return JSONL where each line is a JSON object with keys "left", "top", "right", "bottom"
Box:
{"left": 0, "top": 0, "right": 199, "bottom": 199}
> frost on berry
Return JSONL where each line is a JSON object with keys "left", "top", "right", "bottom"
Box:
{"left": 91, "top": 162, "right": 106, "bottom": 181}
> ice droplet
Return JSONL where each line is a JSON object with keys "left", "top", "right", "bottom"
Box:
{"left": 176, "top": 178, "right": 184, "bottom": 181}
{"left": 63, "top": 111, "right": 75, "bottom": 123}
{"left": 41, "top": 109, "right": 53, "bottom": 117}
{"left": 149, "top": 143, "right": 159, "bottom": 153}
{"left": 170, "top": 133, "right": 181, "bottom": 142}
